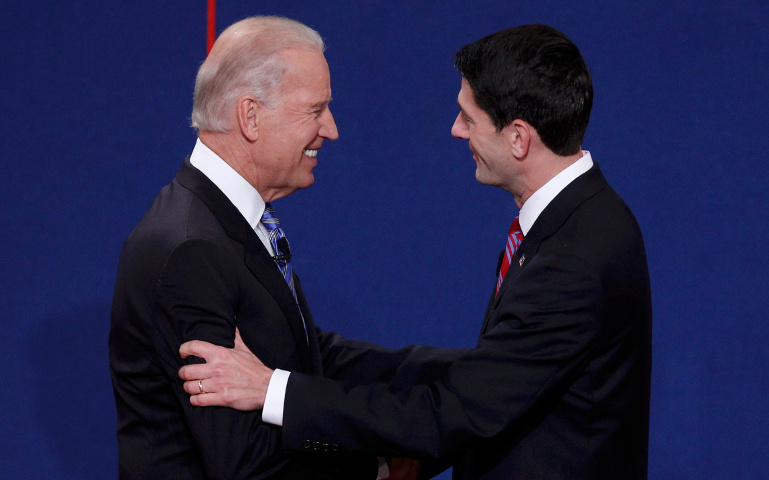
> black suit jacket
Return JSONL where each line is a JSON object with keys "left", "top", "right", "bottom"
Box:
{"left": 109, "top": 158, "right": 376, "bottom": 479}
{"left": 280, "top": 164, "right": 652, "bottom": 480}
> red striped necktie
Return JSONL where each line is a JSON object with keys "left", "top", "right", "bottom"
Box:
{"left": 495, "top": 215, "right": 524, "bottom": 296}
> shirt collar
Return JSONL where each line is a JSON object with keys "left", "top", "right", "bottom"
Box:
{"left": 189, "top": 138, "right": 266, "bottom": 230}
{"left": 518, "top": 151, "right": 594, "bottom": 235}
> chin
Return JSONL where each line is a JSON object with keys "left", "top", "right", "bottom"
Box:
{"left": 475, "top": 171, "right": 499, "bottom": 188}
{"left": 298, "top": 174, "right": 315, "bottom": 189}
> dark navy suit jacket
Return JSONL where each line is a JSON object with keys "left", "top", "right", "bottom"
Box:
{"left": 280, "top": 163, "right": 652, "bottom": 480}
{"left": 109, "top": 158, "right": 377, "bottom": 479}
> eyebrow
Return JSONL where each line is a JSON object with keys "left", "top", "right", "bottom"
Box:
{"left": 457, "top": 101, "right": 471, "bottom": 120}
{"left": 310, "top": 99, "right": 331, "bottom": 110}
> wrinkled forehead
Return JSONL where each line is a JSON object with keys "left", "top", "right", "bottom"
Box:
{"left": 280, "top": 48, "right": 330, "bottom": 84}
{"left": 274, "top": 49, "right": 332, "bottom": 105}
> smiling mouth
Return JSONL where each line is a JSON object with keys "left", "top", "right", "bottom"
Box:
{"left": 303, "top": 149, "right": 318, "bottom": 158}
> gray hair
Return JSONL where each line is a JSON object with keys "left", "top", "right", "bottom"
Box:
{"left": 190, "top": 16, "right": 325, "bottom": 132}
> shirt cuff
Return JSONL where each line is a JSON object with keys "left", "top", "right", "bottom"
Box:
{"left": 262, "top": 368, "right": 290, "bottom": 426}
{"left": 376, "top": 458, "right": 390, "bottom": 479}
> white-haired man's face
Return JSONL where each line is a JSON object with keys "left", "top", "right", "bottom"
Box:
{"left": 251, "top": 48, "right": 338, "bottom": 199}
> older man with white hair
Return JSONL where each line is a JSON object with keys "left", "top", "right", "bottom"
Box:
{"left": 109, "top": 16, "right": 383, "bottom": 479}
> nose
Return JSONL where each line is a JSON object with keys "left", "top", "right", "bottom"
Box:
{"left": 451, "top": 112, "right": 468, "bottom": 139}
{"left": 320, "top": 108, "right": 339, "bottom": 140}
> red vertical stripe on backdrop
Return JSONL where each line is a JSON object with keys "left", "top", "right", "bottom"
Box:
{"left": 207, "top": 0, "right": 216, "bottom": 55}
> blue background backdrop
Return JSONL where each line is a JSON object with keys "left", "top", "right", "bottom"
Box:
{"left": 2, "top": 1, "right": 768, "bottom": 478}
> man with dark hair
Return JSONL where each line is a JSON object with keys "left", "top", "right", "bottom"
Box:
{"left": 454, "top": 24, "right": 592, "bottom": 155}
{"left": 178, "top": 24, "right": 652, "bottom": 480}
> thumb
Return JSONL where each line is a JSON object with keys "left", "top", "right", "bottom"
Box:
{"left": 233, "top": 328, "right": 251, "bottom": 354}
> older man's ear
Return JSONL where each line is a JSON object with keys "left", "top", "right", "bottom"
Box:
{"left": 236, "top": 96, "right": 261, "bottom": 142}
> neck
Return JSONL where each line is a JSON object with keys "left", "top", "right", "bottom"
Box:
{"left": 198, "top": 131, "right": 294, "bottom": 203}
{"left": 513, "top": 149, "right": 583, "bottom": 208}
{"left": 198, "top": 130, "right": 263, "bottom": 190}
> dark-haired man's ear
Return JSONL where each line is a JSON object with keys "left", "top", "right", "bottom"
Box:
{"left": 508, "top": 119, "right": 532, "bottom": 159}
{"left": 236, "top": 96, "right": 260, "bottom": 142}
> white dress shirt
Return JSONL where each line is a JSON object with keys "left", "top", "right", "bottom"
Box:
{"left": 518, "top": 151, "right": 593, "bottom": 235}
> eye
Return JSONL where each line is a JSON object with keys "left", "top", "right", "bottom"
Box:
{"left": 313, "top": 99, "right": 332, "bottom": 118}
{"left": 310, "top": 106, "right": 326, "bottom": 118}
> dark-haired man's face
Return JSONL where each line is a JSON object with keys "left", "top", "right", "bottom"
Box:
{"left": 451, "top": 79, "right": 516, "bottom": 189}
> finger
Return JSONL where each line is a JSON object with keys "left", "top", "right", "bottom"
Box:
{"left": 184, "top": 378, "right": 218, "bottom": 395}
{"left": 184, "top": 379, "right": 217, "bottom": 396}
{"left": 189, "top": 393, "right": 223, "bottom": 407}
{"left": 178, "top": 363, "right": 213, "bottom": 381}
{"left": 182, "top": 380, "right": 196, "bottom": 395}
{"left": 179, "top": 339, "right": 219, "bottom": 359}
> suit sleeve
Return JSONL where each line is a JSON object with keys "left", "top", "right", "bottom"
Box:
{"left": 316, "top": 330, "right": 466, "bottom": 386}
{"left": 281, "top": 252, "right": 605, "bottom": 459}
{"left": 153, "top": 238, "right": 282, "bottom": 479}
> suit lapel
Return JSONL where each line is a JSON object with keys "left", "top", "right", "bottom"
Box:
{"left": 480, "top": 163, "right": 609, "bottom": 335}
{"left": 242, "top": 234, "right": 317, "bottom": 373}
{"left": 175, "top": 158, "right": 315, "bottom": 373}
{"left": 293, "top": 274, "right": 324, "bottom": 374}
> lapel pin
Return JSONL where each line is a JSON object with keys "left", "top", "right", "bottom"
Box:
{"left": 519, "top": 254, "right": 525, "bottom": 267}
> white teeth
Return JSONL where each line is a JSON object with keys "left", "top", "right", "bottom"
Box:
{"left": 303, "top": 149, "right": 318, "bottom": 157}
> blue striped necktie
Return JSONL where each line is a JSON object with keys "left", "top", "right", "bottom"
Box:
{"left": 260, "top": 202, "right": 296, "bottom": 298}
{"left": 260, "top": 203, "right": 308, "bottom": 343}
